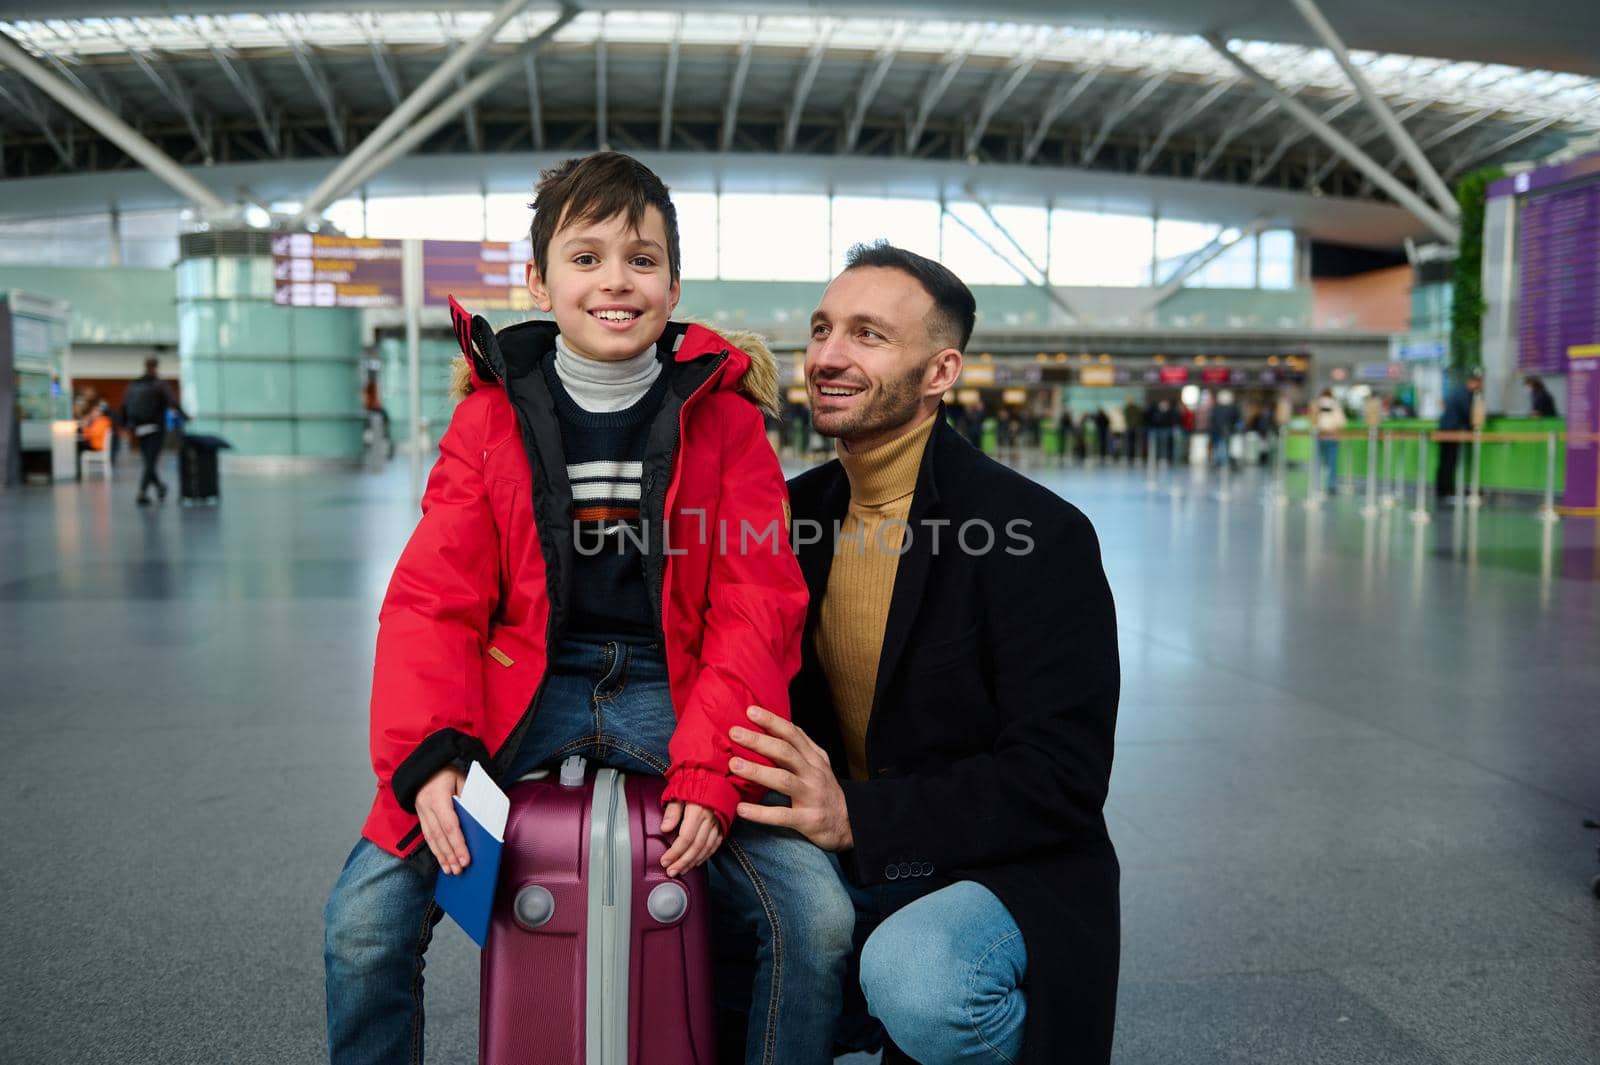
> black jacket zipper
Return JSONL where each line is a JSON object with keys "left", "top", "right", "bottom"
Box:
{"left": 642, "top": 351, "right": 729, "bottom": 638}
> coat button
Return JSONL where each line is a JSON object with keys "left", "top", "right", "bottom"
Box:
{"left": 897, "top": 862, "right": 912, "bottom": 879}
{"left": 885, "top": 864, "right": 899, "bottom": 880}
{"left": 911, "top": 861, "right": 926, "bottom": 876}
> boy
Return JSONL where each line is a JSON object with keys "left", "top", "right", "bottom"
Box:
{"left": 323, "top": 153, "right": 850, "bottom": 1065}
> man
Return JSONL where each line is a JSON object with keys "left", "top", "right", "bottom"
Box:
{"left": 120, "top": 358, "right": 184, "bottom": 505}
{"left": 1436, "top": 371, "right": 1482, "bottom": 500}
{"left": 1210, "top": 389, "right": 1241, "bottom": 470}
{"left": 725, "top": 242, "right": 1121, "bottom": 1065}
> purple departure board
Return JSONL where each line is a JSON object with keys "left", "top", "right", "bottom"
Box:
{"left": 1565, "top": 354, "right": 1600, "bottom": 511}
{"left": 423, "top": 240, "right": 534, "bottom": 311}
{"left": 271, "top": 234, "right": 403, "bottom": 308}
{"left": 1517, "top": 182, "right": 1600, "bottom": 374}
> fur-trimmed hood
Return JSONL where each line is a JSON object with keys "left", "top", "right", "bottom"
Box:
{"left": 447, "top": 300, "right": 780, "bottom": 418}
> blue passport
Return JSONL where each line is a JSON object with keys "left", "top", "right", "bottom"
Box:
{"left": 432, "top": 764, "right": 508, "bottom": 949}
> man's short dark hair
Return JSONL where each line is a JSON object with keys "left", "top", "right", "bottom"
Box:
{"left": 529, "top": 152, "right": 681, "bottom": 283}
{"left": 844, "top": 240, "right": 976, "bottom": 352}
{"left": 143, "top": 357, "right": 159, "bottom": 375}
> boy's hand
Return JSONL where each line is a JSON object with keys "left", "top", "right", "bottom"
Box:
{"left": 659, "top": 801, "right": 724, "bottom": 878}
{"left": 416, "top": 766, "right": 470, "bottom": 875}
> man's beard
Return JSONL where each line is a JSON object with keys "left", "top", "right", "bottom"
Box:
{"left": 811, "top": 362, "right": 927, "bottom": 446}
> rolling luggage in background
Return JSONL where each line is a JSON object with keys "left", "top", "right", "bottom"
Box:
{"left": 180, "top": 434, "right": 230, "bottom": 505}
{"left": 482, "top": 761, "right": 716, "bottom": 1065}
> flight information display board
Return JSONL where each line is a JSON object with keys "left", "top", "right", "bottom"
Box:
{"left": 1565, "top": 349, "right": 1600, "bottom": 512}
{"left": 1517, "top": 182, "right": 1600, "bottom": 374}
{"left": 422, "top": 240, "right": 534, "bottom": 311}
{"left": 271, "top": 234, "right": 404, "bottom": 308}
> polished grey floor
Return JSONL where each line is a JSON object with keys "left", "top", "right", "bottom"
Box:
{"left": 2, "top": 454, "right": 1597, "bottom": 1065}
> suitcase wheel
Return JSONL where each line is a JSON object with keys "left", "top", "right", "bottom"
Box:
{"left": 646, "top": 882, "right": 689, "bottom": 925}
{"left": 513, "top": 885, "right": 556, "bottom": 930}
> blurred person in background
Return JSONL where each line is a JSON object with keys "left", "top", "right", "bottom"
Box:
{"left": 1435, "top": 372, "right": 1481, "bottom": 500}
{"left": 1147, "top": 399, "right": 1176, "bottom": 464}
{"left": 1525, "top": 375, "right": 1558, "bottom": 418}
{"left": 1102, "top": 404, "right": 1124, "bottom": 461}
{"left": 1209, "top": 390, "right": 1241, "bottom": 471}
{"left": 76, "top": 400, "right": 114, "bottom": 478}
{"left": 1248, "top": 404, "right": 1276, "bottom": 466}
{"left": 1314, "top": 388, "right": 1347, "bottom": 494}
{"left": 120, "top": 358, "right": 185, "bottom": 506}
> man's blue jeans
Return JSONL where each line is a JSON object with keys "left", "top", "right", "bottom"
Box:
{"left": 716, "top": 854, "right": 1028, "bottom": 1065}
{"left": 324, "top": 639, "right": 852, "bottom": 1065}
{"left": 850, "top": 870, "right": 1027, "bottom": 1065}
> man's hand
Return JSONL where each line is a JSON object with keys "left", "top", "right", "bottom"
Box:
{"left": 416, "top": 766, "right": 470, "bottom": 875}
{"left": 659, "top": 800, "right": 724, "bottom": 878}
{"left": 729, "top": 706, "right": 854, "bottom": 852}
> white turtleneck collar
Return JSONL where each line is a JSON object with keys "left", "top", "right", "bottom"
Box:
{"left": 553, "top": 335, "right": 662, "bottom": 413}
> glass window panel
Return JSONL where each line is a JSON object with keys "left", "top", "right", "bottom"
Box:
{"left": 718, "top": 194, "right": 829, "bottom": 281}
{"left": 830, "top": 196, "right": 941, "bottom": 275}
{"left": 989, "top": 205, "right": 1049, "bottom": 274}
{"left": 1258, "top": 229, "right": 1296, "bottom": 289}
{"left": 365, "top": 194, "right": 486, "bottom": 241}
{"left": 941, "top": 204, "right": 1031, "bottom": 286}
{"left": 116, "top": 209, "right": 180, "bottom": 268}
{"left": 1049, "top": 209, "right": 1154, "bottom": 286}
{"left": 937, "top": 203, "right": 1051, "bottom": 287}
{"left": 672, "top": 192, "right": 720, "bottom": 280}
{"left": 0, "top": 214, "right": 114, "bottom": 267}
{"left": 1153, "top": 219, "right": 1222, "bottom": 285}
{"left": 485, "top": 193, "right": 534, "bottom": 243}
{"left": 1191, "top": 232, "right": 1257, "bottom": 288}
{"left": 322, "top": 199, "right": 367, "bottom": 239}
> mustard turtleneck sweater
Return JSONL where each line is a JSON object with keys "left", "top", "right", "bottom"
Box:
{"left": 815, "top": 413, "right": 938, "bottom": 780}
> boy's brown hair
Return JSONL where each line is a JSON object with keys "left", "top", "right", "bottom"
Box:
{"left": 528, "top": 152, "right": 681, "bottom": 283}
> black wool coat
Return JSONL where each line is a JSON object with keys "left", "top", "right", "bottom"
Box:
{"left": 788, "top": 416, "right": 1121, "bottom": 1065}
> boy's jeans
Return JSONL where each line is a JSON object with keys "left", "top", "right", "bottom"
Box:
{"left": 324, "top": 639, "right": 851, "bottom": 1065}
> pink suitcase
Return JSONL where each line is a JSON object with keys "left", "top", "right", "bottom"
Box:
{"left": 481, "top": 760, "right": 717, "bottom": 1065}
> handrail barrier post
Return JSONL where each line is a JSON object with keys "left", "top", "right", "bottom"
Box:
{"left": 1409, "top": 430, "right": 1431, "bottom": 524}
{"left": 1468, "top": 430, "right": 1484, "bottom": 509}
{"left": 1305, "top": 427, "right": 1324, "bottom": 510}
{"left": 1381, "top": 431, "right": 1397, "bottom": 509}
{"left": 1217, "top": 438, "right": 1233, "bottom": 502}
{"left": 1268, "top": 428, "right": 1289, "bottom": 507}
{"left": 1362, "top": 424, "right": 1379, "bottom": 518}
{"left": 1537, "top": 431, "right": 1561, "bottom": 525}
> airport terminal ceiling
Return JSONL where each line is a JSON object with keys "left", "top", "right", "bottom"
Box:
{"left": 10, "top": 0, "right": 1600, "bottom": 75}
{"left": 0, "top": 2, "right": 1597, "bottom": 242}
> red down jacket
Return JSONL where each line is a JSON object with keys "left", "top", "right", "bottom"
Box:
{"left": 360, "top": 304, "right": 808, "bottom": 862}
